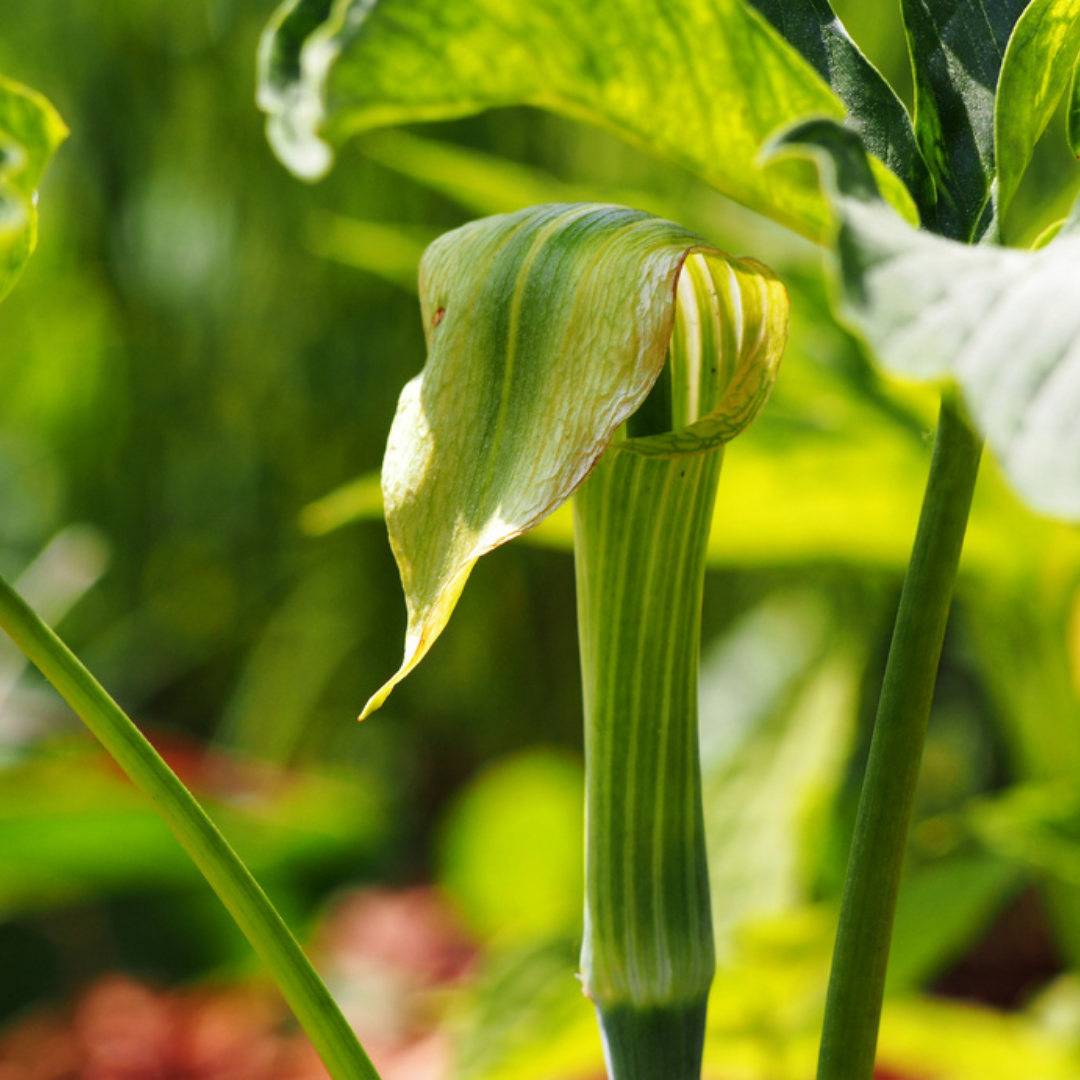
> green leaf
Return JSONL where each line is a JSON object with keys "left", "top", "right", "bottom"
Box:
{"left": 965, "top": 583, "right": 1080, "bottom": 966}
{"left": 0, "top": 741, "right": 386, "bottom": 915}
{"left": 259, "top": 0, "right": 885, "bottom": 240}
{"left": 746, "top": 0, "right": 935, "bottom": 216}
{"left": 901, "top": 0, "right": 1030, "bottom": 240}
{"left": 0, "top": 75, "right": 67, "bottom": 302}
{"left": 436, "top": 751, "right": 584, "bottom": 942}
{"left": 887, "top": 856, "right": 1024, "bottom": 992}
{"left": 1069, "top": 52, "right": 1080, "bottom": 155}
{"left": 300, "top": 468, "right": 385, "bottom": 535}
{"left": 996, "top": 0, "right": 1080, "bottom": 221}
{"left": 971, "top": 780, "right": 1080, "bottom": 886}
{"left": 306, "top": 212, "right": 432, "bottom": 291}
{"left": 773, "top": 118, "right": 1080, "bottom": 520}
{"left": 362, "top": 203, "right": 787, "bottom": 718}
{"left": 877, "top": 995, "right": 1079, "bottom": 1079}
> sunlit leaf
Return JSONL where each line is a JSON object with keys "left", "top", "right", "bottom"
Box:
{"left": 437, "top": 751, "right": 584, "bottom": 942}
{"left": 0, "top": 75, "right": 67, "bottom": 303}
{"left": 300, "top": 468, "right": 385, "bottom": 535}
{"left": 901, "top": 0, "right": 1029, "bottom": 240}
{"left": 707, "top": 910, "right": 1076, "bottom": 1079}
{"left": 995, "top": 0, "right": 1080, "bottom": 221}
{"left": 257, "top": 0, "right": 923, "bottom": 240}
{"left": 746, "top": 0, "right": 934, "bottom": 216}
{"left": 773, "top": 118, "right": 1080, "bottom": 519}
{"left": 362, "top": 203, "right": 787, "bottom": 718}
{"left": 877, "top": 995, "right": 1078, "bottom": 1079}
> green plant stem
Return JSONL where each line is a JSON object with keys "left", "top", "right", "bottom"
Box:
{"left": 574, "top": 443, "right": 722, "bottom": 1080}
{"left": 0, "top": 573, "right": 380, "bottom": 1080}
{"left": 816, "top": 393, "right": 983, "bottom": 1080}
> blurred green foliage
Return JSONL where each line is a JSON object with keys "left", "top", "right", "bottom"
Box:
{"left": 1, "top": 1, "right": 1080, "bottom": 1076}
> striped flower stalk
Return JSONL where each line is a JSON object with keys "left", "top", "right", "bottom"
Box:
{"left": 575, "top": 444, "right": 721, "bottom": 1077}
{"left": 361, "top": 203, "right": 788, "bottom": 1079}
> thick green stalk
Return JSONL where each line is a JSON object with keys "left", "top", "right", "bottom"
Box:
{"left": 574, "top": 442, "right": 722, "bottom": 1080}
{"left": 816, "top": 394, "right": 983, "bottom": 1080}
{"left": 0, "top": 574, "right": 380, "bottom": 1080}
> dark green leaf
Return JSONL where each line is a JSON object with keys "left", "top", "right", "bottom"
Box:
{"left": 901, "top": 0, "right": 1030, "bottom": 240}
{"left": 258, "top": 0, "right": 920, "bottom": 241}
{"left": 1069, "top": 51, "right": 1080, "bottom": 154}
{"left": 747, "top": 0, "right": 935, "bottom": 217}
{"left": 773, "top": 118, "right": 1080, "bottom": 519}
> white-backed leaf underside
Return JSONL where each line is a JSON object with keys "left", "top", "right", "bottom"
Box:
{"left": 774, "top": 119, "right": 1080, "bottom": 520}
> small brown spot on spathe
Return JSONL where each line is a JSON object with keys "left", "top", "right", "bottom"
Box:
{"left": 432, "top": 306, "right": 446, "bottom": 329}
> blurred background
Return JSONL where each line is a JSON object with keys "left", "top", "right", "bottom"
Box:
{"left": 1, "top": 2, "right": 1080, "bottom": 1078}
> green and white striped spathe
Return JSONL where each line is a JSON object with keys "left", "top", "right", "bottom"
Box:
{"left": 362, "top": 203, "right": 787, "bottom": 719}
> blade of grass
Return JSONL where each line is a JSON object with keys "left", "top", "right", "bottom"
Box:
{"left": 0, "top": 572, "right": 381, "bottom": 1080}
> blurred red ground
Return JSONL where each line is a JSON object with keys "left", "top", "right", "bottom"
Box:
{"left": 0, "top": 888, "right": 478, "bottom": 1080}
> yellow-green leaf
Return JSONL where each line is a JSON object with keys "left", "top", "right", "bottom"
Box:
{"left": 996, "top": 0, "right": 1080, "bottom": 221}
{"left": 259, "top": 0, "right": 850, "bottom": 241}
{"left": 0, "top": 75, "right": 67, "bottom": 303}
{"left": 362, "top": 203, "right": 787, "bottom": 718}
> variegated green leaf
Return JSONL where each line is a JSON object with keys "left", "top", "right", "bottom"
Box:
{"left": 257, "top": 0, "right": 922, "bottom": 242}
{"left": 362, "top": 203, "right": 787, "bottom": 718}
{"left": 773, "top": 118, "right": 1080, "bottom": 519}
{"left": 0, "top": 75, "right": 67, "bottom": 303}
{"left": 746, "top": 0, "right": 935, "bottom": 217}
{"left": 996, "top": 0, "right": 1080, "bottom": 220}
{"left": 902, "top": 0, "right": 1029, "bottom": 240}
